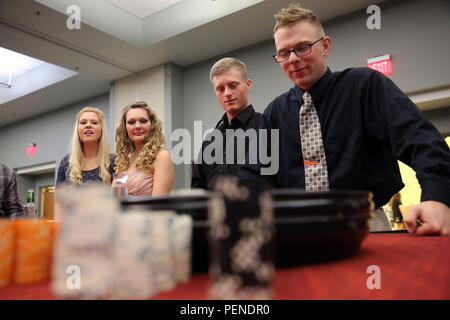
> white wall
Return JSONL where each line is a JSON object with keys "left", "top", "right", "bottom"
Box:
{"left": 0, "top": 93, "right": 110, "bottom": 171}
{"left": 114, "top": 65, "right": 165, "bottom": 131}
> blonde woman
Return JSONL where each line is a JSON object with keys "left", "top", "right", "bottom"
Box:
{"left": 56, "top": 107, "right": 116, "bottom": 185}
{"left": 113, "top": 101, "right": 173, "bottom": 196}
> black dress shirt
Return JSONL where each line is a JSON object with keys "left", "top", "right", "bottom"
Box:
{"left": 239, "top": 67, "right": 450, "bottom": 208}
{"left": 191, "top": 105, "right": 262, "bottom": 190}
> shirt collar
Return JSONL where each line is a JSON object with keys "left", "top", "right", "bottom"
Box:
{"left": 294, "top": 67, "right": 333, "bottom": 106}
{"left": 221, "top": 104, "right": 255, "bottom": 127}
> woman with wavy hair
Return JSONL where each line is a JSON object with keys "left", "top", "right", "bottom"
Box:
{"left": 57, "top": 107, "right": 116, "bottom": 185}
{"left": 113, "top": 101, "right": 174, "bottom": 196}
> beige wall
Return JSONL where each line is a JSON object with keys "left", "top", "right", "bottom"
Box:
{"left": 113, "top": 65, "right": 165, "bottom": 131}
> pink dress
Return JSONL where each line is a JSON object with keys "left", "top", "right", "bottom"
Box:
{"left": 126, "top": 170, "right": 154, "bottom": 196}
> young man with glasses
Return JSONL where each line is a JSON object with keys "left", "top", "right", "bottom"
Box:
{"left": 239, "top": 4, "right": 450, "bottom": 235}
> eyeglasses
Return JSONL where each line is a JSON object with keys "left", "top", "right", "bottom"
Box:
{"left": 273, "top": 37, "right": 324, "bottom": 63}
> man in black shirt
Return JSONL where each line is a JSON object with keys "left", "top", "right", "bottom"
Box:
{"left": 239, "top": 5, "right": 450, "bottom": 235}
{"left": 191, "top": 57, "right": 262, "bottom": 190}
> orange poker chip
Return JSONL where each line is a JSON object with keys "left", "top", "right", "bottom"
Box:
{"left": 13, "top": 219, "right": 52, "bottom": 284}
{"left": 0, "top": 219, "right": 15, "bottom": 286}
{"left": 46, "top": 220, "right": 60, "bottom": 280}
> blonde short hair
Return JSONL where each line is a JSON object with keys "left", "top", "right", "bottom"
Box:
{"left": 274, "top": 3, "right": 325, "bottom": 35}
{"left": 210, "top": 57, "right": 248, "bottom": 82}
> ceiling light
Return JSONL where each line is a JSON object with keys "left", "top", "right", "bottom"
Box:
{"left": 0, "top": 72, "right": 12, "bottom": 88}
{"left": 0, "top": 47, "right": 46, "bottom": 79}
{"left": 108, "top": 0, "right": 185, "bottom": 19}
{"left": 0, "top": 46, "right": 78, "bottom": 105}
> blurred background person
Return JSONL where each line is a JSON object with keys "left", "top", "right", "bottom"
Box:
{"left": 56, "top": 107, "right": 116, "bottom": 186}
{"left": 0, "top": 163, "right": 24, "bottom": 218}
{"left": 390, "top": 192, "right": 405, "bottom": 230}
{"left": 113, "top": 101, "right": 173, "bottom": 196}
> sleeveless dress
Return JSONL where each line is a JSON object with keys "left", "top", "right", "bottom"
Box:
{"left": 126, "top": 170, "right": 154, "bottom": 196}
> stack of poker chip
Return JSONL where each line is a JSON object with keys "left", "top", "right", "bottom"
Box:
{"left": 170, "top": 214, "right": 193, "bottom": 284}
{"left": 0, "top": 219, "right": 15, "bottom": 286}
{"left": 146, "top": 211, "right": 176, "bottom": 293}
{"left": 51, "top": 185, "right": 119, "bottom": 299}
{"left": 208, "top": 177, "right": 275, "bottom": 300}
{"left": 51, "top": 185, "right": 195, "bottom": 299}
{"left": 113, "top": 210, "right": 179, "bottom": 299}
{"left": 113, "top": 211, "right": 157, "bottom": 299}
{"left": 14, "top": 219, "right": 53, "bottom": 284}
{"left": 0, "top": 218, "right": 57, "bottom": 286}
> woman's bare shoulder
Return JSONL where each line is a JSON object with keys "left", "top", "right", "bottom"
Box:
{"left": 155, "top": 149, "right": 172, "bottom": 162}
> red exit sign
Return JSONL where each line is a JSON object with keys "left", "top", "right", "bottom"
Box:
{"left": 367, "top": 54, "right": 392, "bottom": 75}
{"left": 27, "top": 143, "right": 37, "bottom": 155}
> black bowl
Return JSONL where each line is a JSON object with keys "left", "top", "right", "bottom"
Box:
{"left": 120, "top": 189, "right": 373, "bottom": 271}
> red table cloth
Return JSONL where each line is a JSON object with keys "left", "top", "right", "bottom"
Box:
{"left": 1, "top": 233, "right": 448, "bottom": 300}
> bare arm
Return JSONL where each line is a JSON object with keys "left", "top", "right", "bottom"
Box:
{"left": 152, "top": 149, "right": 174, "bottom": 196}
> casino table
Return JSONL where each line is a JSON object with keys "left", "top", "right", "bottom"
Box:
{"left": 1, "top": 233, "right": 448, "bottom": 300}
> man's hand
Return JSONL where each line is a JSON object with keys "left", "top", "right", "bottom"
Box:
{"left": 405, "top": 201, "right": 450, "bottom": 235}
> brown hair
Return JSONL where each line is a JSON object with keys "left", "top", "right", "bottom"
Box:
{"left": 274, "top": 3, "right": 325, "bottom": 35}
